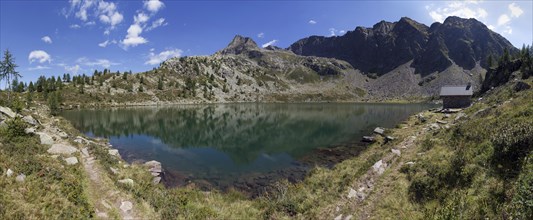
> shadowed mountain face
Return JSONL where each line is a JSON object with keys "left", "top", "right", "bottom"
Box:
{"left": 288, "top": 16, "right": 517, "bottom": 76}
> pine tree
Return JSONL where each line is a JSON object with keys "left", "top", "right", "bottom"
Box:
{"left": 0, "top": 50, "right": 20, "bottom": 102}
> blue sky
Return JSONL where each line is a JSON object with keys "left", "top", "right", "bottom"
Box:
{"left": 1, "top": 0, "right": 532, "bottom": 84}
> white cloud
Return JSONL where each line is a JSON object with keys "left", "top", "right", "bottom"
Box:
{"left": 66, "top": 0, "right": 123, "bottom": 31}
{"left": 28, "top": 65, "right": 51, "bottom": 71}
{"left": 261, "top": 39, "right": 278, "bottom": 48}
{"left": 28, "top": 50, "right": 51, "bottom": 64}
{"left": 144, "top": 0, "right": 165, "bottom": 13}
{"left": 498, "top": 14, "right": 511, "bottom": 26}
{"left": 98, "top": 40, "right": 117, "bottom": 47}
{"left": 426, "top": 1, "right": 489, "bottom": 23}
{"left": 488, "top": 25, "right": 495, "bottom": 30}
{"left": 134, "top": 12, "right": 150, "bottom": 24}
{"left": 97, "top": 1, "right": 123, "bottom": 28}
{"left": 329, "top": 28, "right": 337, "bottom": 36}
{"left": 77, "top": 57, "right": 120, "bottom": 68}
{"left": 146, "top": 18, "right": 167, "bottom": 31}
{"left": 508, "top": 3, "right": 523, "bottom": 18}
{"left": 104, "top": 30, "right": 110, "bottom": 35}
{"left": 41, "top": 36, "right": 52, "bottom": 44}
{"left": 257, "top": 32, "right": 264, "bottom": 38}
{"left": 308, "top": 20, "right": 317, "bottom": 24}
{"left": 121, "top": 24, "right": 148, "bottom": 48}
{"left": 339, "top": 30, "right": 346, "bottom": 35}
{"left": 503, "top": 26, "right": 513, "bottom": 35}
{"left": 145, "top": 49, "right": 182, "bottom": 65}
{"left": 66, "top": 64, "right": 81, "bottom": 74}
{"left": 70, "top": 24, "right": 81, "bottom": 29}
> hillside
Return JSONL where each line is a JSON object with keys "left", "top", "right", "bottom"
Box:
{"left": 13, "top": 16, "right": 517, "bottom": 106}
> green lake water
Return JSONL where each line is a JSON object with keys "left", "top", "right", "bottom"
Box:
{"left": 60, "top": 103, "right": 435, "bottom": 193}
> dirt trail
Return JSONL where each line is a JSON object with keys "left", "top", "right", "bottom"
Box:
{"left": 36, "top": 110, "right": 154, "bottom": 219}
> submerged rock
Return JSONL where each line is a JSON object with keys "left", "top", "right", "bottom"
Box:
{"left": 373, "top": 127, "right": 385, "bottom": 135}
{"left": 362, "top": 136, "right": 375, "bottom": 143}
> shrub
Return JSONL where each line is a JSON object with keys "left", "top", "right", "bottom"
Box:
{"left": 490, "top": 121, "right": 533, "bottom": 178}
{"left": 5, "top": 116, "right": 28, "bottom": 138}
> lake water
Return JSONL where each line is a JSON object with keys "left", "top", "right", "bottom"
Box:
{"left": 60, "top": 103, "right": 434, "bottom": 195}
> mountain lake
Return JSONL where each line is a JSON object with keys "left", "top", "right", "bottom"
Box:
{"left": 60, "top": 103, "right": 436, "bottom": 196}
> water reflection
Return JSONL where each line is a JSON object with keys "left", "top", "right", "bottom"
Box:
{"left": 61, "top": 103, "right": 433, "bottom": 192}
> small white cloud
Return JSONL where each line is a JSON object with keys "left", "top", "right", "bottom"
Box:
{"left": 70, "top": 24, "right": 81, "bottom": 29}
{"left": 28, "top": 50, "right": 51, "bottom": 64}
{"left": 308, "top": 20, "right": 317, "bottom": 24}
{"left": 487, "top": 25, "right": 495, "bottom": 30}
{"left": 66, "top": 64, "right": 81, "bottom": 74}
{"left": 28, "top": 65, "right": 51, "bottom": 71}
{"left": 257, "top": 32, "right": 264, "bottom": 38}
{"left": 121, "top": 24, "right": 148, "bottom": 48}
{"left": 144, "top": 0, "right": 165, "bottom": 13}
{"left": 98, "top": 1, "right": 123, "bottom": 28}
{"left": 145, "top": 49, "right": 182, "bottom": 65}
{"left": 77, "top": 57, "right": 120, "bottom": 68}
{"left": 503, "top": 26, "right": 513, "bottom": 35}
{"left": 426, "top": 1, "right": 490, "bottom": 23}
{"left": 134, "top": 12, "right": 150, "bottom": 24}
{"left": 41, "top": 36, "right": 52, "bottom": 44}
{"left": 146, "top": 18, "right": 167, "bottom": 31}
{"left": 104, "top": 30, "right": 110, "bottom": 35}
{"left": 262, "top": 39, "right": 278, "bottom": 48}
{"left": 498, "top": 14, "right": 511, "bottom": 26}
{"left": 85, "top": 21, "right": 96, "bottom": 26}
{"left": 339, "top": 30, "right": 346, "bottom": 35}
{"left": 508, "top": 3, "right": 523, "bottom": 18}
{"left": 329, "top": 28, "right": 337, "bottom": 36}
{"left": 98, "top": 40, "right": 117, "bottom": 47}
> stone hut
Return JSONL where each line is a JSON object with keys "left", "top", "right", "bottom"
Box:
{"left": 440, "top": 84, "right": 473, "bottom": 108}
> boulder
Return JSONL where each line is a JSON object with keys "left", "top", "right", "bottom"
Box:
{"left": 81, "top": 148, "right": 89, "bottom": 157}
{"left": 24, "top": 127, "right": 36, "bottom": 134}
{"left": 47, "top": 143, "right": 78, "bottom": 155}
{"left": 373, "top": 127, "right": 385, "bottom": 135}
{"left": 36, "top": 132, "right": 54, "bottom": 145}
{"left": 108, "top": 149, "right": 120, "bottom": 157}
{"left": 58, "top": 131, "right": 69, "bottom": 139}
{"left": 152, "top": 177, "right": 162, "bottom": 184}
{"left": 347, "top": 187, "right": 357, "bottom": 199}
{"left": 22, "top": 115, "right": 37, "bottom": 126}
{"left": 429, "top": 123, "right": 440, "bottom": 130}
{"left": 0, "top": 106, "right": 16, "bottom": 118}
{"left": 405, "top": 161, "right": 416, "bottom": 165}
{"left": 372, "top": 160, "right": 386, "bottom": 175}
{"left": 118, "top": 178, "right": 134, "bottom": 186}
{"left": 144, "top": 160, "right": 161, "bottom": 168}
{"left": 454, "top": 113, "right": 467, "bottom": 122}
{"left": 110, "top": 167, "right": 119, "bottom": 175}
{"left": 385, "top": 136, "right": 395, "bottom": 141}
{"left": 513, "top": 81, "right": 531, "bottom": 92}
{"left": 119, "top": 201, "right": 133, "bottom": 212}
{"left": 16, "top": 174, "right": 26, "bottom": 182}
{"left": 391, "top": 149, "right": 401, "bottom": 156}
{"left": 362, "top": 136, "right": 375, "bottom": 143}
{"left": 6, "top": 168, "right": 14, "bottom": 177}
{"left": 64, "top": 157, "right": 79, "bottom": 165}
{"left": 334, "top": 214, "right": 343, "bottom": 220}
{"left": 436, "top": 120, "right": 448, "bottom": 124}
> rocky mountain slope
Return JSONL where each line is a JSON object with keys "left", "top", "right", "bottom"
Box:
{"left": 40, "top": 16, "right": 520, "bottom": 106}
{"left": 289, "top": 16, "right": 517, "bottom": 76}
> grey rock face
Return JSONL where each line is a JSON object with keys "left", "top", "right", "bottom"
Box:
{"left": 36, "top": 132, "right": 54, "bottom": 145}
{"left": 0, "top": 106, "right": 16, "bottom": 118}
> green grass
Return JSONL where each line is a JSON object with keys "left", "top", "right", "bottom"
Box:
{"left": 0, "top": 119, "right": 93, "bottom": 219}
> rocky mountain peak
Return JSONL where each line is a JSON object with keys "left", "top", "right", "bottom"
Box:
{"left": 218, "top": 35, "right": 260, "bottom": 55}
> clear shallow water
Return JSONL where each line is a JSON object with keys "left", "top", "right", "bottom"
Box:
{"left": 60, "top": 103, "right": 434, "bottom": 193}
